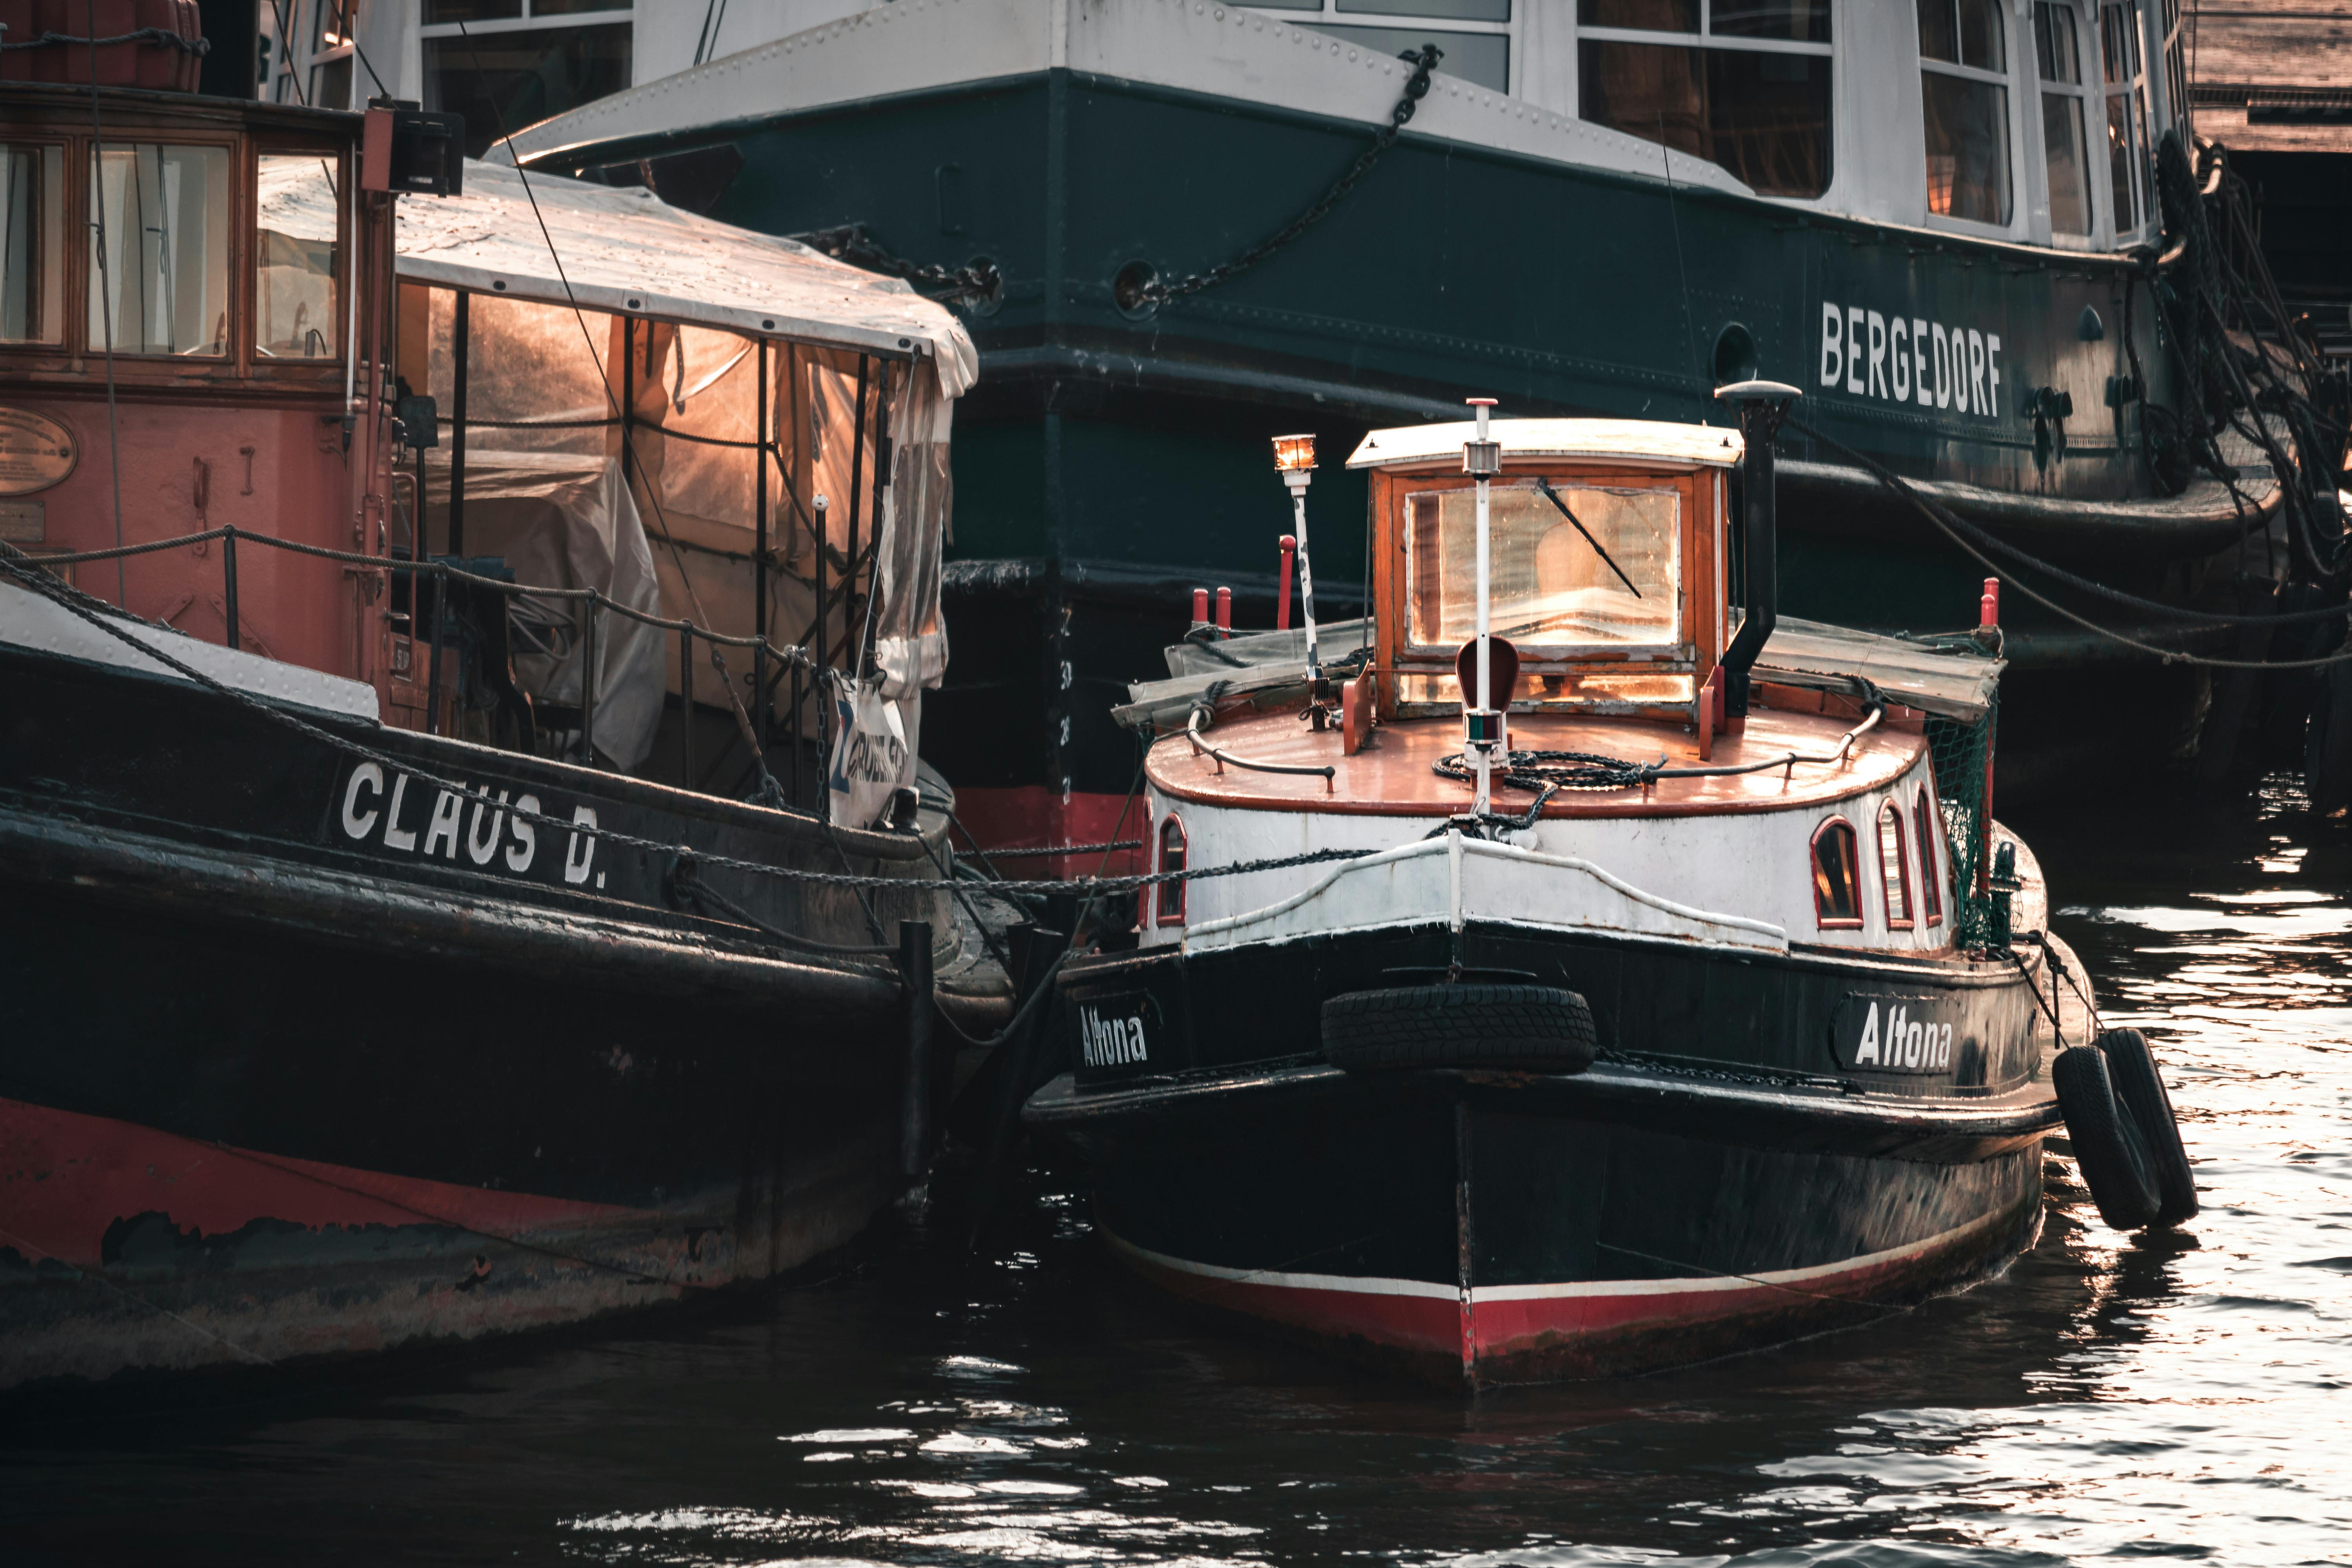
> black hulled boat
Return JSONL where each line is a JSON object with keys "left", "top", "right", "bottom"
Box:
{"left": 0, "top": 67, "right": 999, "bottom": 1387}
{"left": 1027, "top": 387, "right": 2155, "bottom": 1386}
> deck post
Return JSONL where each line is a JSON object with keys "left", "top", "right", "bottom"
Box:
{"left": 220, "top": 525, "right": 239, "bottom": 652}
{"left": 449, "top": 291, "right": 468, "bottom": 557}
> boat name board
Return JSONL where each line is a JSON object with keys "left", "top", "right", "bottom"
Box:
{"left": 330, "top": 760, "right": 610, "bottom": 892}
{"left": 1830, "top": 993, "right": 1963, "bottom": 1074}
{"left": 1820, "top": 302, "right": 2002, "bottom": 419}
{"left": 1075, "top": 993, "right": 1157, "bottom": 1071}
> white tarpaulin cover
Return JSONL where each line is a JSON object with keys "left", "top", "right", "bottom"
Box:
{"left": 396, "top": 162, "right": 977, "bottom": 397}
{"left": 423, "top": 450, "right": 667, "bottom": 771}
{"left": 392, "top": 162, "right": 973, "bottom": 823}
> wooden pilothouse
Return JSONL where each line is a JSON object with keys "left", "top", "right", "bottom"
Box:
{"left": 1027, "top": 386, "right": 2200, "bottom": 1386}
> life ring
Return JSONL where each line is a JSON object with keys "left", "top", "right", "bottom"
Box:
{"left": 2052, "top": 1045, "right": 2160, "bottom": 1230}
{"left": 1321, "top": 983, "right": 1597, "bottom": 1073}
{"left": 2096, "top": 1028, "right": 2198, "bottom": 1227}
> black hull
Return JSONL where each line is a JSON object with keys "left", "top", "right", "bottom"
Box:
{"left": 1028, "top": 926, "right": 2060, "bottom": 1385}
{"left": 0, "top": 637, "right": 1000, "bottom": 1389}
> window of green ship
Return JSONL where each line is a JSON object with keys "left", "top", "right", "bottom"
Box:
{"left": 1574, "top": 0, "right": 1834, "bottom": 199}
{"left": 1920, "top": 0, "right": 2014, "bottom": 227}
{"left": 2033, "top": 2, "right": 2096, "bottom": 237}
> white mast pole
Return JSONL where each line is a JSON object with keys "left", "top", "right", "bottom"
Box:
{"left": 1470, "top": 399, "right": 1496, "bottom": 817}
{"left": 1293, "top": 481, "right": 1319, "bottom": 683}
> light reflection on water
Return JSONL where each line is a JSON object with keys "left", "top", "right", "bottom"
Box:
{"left": 7, "top": 780, "right": 2349, "bottom": 1567}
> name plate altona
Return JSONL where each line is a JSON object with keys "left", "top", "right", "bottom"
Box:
{"left": 1830, "top": 993, "right": 1964, "bottom": 1074}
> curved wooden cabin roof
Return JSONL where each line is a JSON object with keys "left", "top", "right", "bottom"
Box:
{"left": 1149, "top": 705, "right": 1924, "bottom": 820}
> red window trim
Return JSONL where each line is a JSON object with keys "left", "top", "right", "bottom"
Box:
{"left": 1156, "top": 815, "right": 1187, "bottom": 927}
{"left": 1915, "top": 784, "right": 1945, "bottom": 928}
{"left": 1809, "top": 815, "right": 1864, "bottom": 930}
{"left": 1877, "top": 799, "right": 1915, "bottom": 930}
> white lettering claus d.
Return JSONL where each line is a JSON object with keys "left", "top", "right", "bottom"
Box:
{"left": 466, "top": 788, "right": 507, "bottom": 867}
{"left": 507, "top": 793, "right": 539, "bottom": 873}
{"left": 382, "top": 772, "right": 419, "bottom": 852}
{"left": 563, "top": 805, "right": 599, "bottom": 885}
{"left": 421, "top": 786, "right": 465, "bottom": 860}
{"left": 340, "top": 762, "right": 383, "bottom": 840}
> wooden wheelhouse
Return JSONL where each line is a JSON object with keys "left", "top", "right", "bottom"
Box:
{"left": 1355, "top": 419, "right": 1738, "bottom": 753}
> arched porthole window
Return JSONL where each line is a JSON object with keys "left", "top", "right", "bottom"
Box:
{"left": 1878, "top": 800, "right": 1915, "bottom": 929}
{"left": 1915, "top": 784, "right": 1946, "bottom": 927}
{"left": 1156, "top": 816, "right": 1187, "bottom": 927}
{"left": 1810, "top": 817, "right": 1863, "bottom": 929}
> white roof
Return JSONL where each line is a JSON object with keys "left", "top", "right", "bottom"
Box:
{"left": 392, "top": 161, "right": 978, "bottom": 397}
{"left": 1347, "top": 418, "right": 1744, "bottom": 471}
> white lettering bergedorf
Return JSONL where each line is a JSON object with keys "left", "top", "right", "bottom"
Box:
{"left": 1821, "top": 301, "right": 2000, "bottom": 417}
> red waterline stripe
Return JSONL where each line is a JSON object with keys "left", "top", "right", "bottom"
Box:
{"left": 0, "top": 1096, "right": 642, "bottom": 1270}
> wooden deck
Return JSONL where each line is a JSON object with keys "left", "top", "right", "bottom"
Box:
{"left": 1150, "top": 704, "right": 1927, "bottom": 819}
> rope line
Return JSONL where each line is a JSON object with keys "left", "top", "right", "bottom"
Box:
{"left": 0, "top": 553, "right": 1368, "bottom": 903}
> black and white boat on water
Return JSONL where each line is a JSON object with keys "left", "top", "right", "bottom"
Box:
{"left": 0, "top": 71, "right": 1002, "bottom": 1388}
{"left": 1026, "top": 386, "right": 2198, "bottom": 1386}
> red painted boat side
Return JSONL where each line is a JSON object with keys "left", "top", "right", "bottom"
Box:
{"left": 1104, "top": 1198, "right": 2040, "bottom": 1384}
{"left": 0, "top": 1096, "right": 644, "bottom": 1272}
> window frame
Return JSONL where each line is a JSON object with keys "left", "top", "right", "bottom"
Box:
{"left": 1876, "top": 798, "right": 1915, "bottom": 930}
{"left": 1914, "top": 782, "right": 1945, "bottom": 929}
{"left": 2096, "top": 0, "right": 2157, "bottom": 243}
{"left": 2027, "top": 0, "right": 2101, "bottom": 248}
{"left": 1244, "top": 3, "right": 1520, "bottom": 96}
{"left": 251, "top": 144, "right": 352, "bottom": 368}
{"left": 1916, "top": 0, "right": 2025, "bottom": 238}
{"left": 1156, "top": 814, "right": 1189, "bottom": 927}
{"left": 85, "top": 134, "right": 243, "bottom": 362}
{"left": 1809, "top": 814, "right": 1864, "bottom": 931}
{"left": 0, "top": 138, "right": 71, "bottom": 349}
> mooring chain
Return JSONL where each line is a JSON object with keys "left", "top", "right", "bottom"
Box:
{"left": 793, "top": 225, "right": 1004, "bottom": 306}
{"left": 1135, "top": 43, "right": 1443, "bottom": 307}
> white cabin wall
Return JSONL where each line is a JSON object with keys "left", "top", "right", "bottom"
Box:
{"left": 1833, "top": 0, "right": 1933, "bottom": 229}
{"left": 634, "top": 0, "right": 891, "bottom": 85}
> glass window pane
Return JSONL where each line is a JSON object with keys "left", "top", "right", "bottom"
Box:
{"left": 1, "top": 144, "right": 65, "bottom": 345}
{"left": 1580, "top": 42, "right": 1831, "bottom": 198}
{"left": 1879, "top": 802, "right": 1913, "bottom": 924}
{"left": 1405, "top": 483, "right": 1681, "bottom": 652}
{"left": 311, "top": 53, "right": 354, "bottom": 113}
{"left": 1712, "top": 0, "right": 1830, "bottom": 44}
{"left": 1917, "top": 0, "right": 1958, "bottom": 64}
{"left": 534, "top": 0, "right": 633, "bottom": 13}
{"left": 423, "top": 25, "right": 633, "bottom": 159}
{"left": 422, "top": 0, "right": 522, "bottom": 21}
{"left": 87, "top": 143, "right": 232, "bottom": 357}
{"left": 1703, "top": 48, "right": 1832, "bottom": 196}
{"left": 1304, "top": 24, "right": 1508, "bottom": 90}
{"left": 2034, "top": 2, "right": 2082, "bottom": 84}
{"left": 1580, "top": 0, "right": 1698, "bottom": 29}
{"left": 1922, "top": 72, "right": 2011, "bottom": 224}
{"left": 2107, "top": 89, "right": 2140, "bottom": 229}
{"left": 2101, "top": 0, "right": 2141, "bottom": 83}
{"left": 2042, "top": 92, "right": 2092, "bottom": 233}
{"left": 1338, "top": 0, "right": 1510, "bottom": 20}
{"left": 1915, "top": 789, "right": 1945, "bottom": 924}
{"left": 256, "top": 153, "right": 344, "bottom": 360}
{"left": 1813, "top": 822, "right": 1860, "bottom": 923}
{"left": 1958, "top": 0, "right": 2006, "bottom": 70}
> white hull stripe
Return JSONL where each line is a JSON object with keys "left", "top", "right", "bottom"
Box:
{"left": 1105, "top": 1205, "right": 2013, "bottom": 1305}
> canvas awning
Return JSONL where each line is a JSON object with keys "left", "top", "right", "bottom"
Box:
{"left": 391, "top": 160, "right": 977, "bottom": 396}
{"left": 1753, "top": 616, "right": 2004, "bottom": 724}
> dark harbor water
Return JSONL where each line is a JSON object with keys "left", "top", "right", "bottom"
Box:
{"left": 8, "top": 780, "right": 2349, "bottom": 1568}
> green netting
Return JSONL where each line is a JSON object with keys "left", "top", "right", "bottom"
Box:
{"left": 1925, "top": 695, "right": 2005, "bottom": 952}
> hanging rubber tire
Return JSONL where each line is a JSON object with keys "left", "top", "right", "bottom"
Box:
{"left": 1321, "top": 984, "right": 1597, "bottom": 1074}
{"left": 2096, "top": 1029, "right": 2198, "bottom": 1227}
{"left": 2053, "top": 1045, "right": 2161, "bottom": 1231}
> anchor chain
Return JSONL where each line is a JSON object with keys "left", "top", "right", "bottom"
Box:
{"left": 1134, "top": 42, "right": 1443, "bottom": 307}
{"left": 793, "top": 226, "right": 1004, "bottom": 306}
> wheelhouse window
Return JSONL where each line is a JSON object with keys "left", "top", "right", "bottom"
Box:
{"left": 0, "top": 144, "right": 65, "bottom": 345}
{"left": 1576, "top": 0, "right": 1834, "bottom": 198}
{"left": 1263, "top": 2, "right": 1514, "bottom": 95}
{"left": 1811, "top": 816, "right": 1862, "bottom": 929}
{"left": 1156, "top": 816, "right": 1188, "bottom": 927}
{"left": 255, "top": 153, "right": 345, "bottom": 360}
{"left": 420, "top": 5, "right": 636, "bottom": 160}
{"left": 1914, "top": 784, "right": 1945, "bottom": 927}
{"left": 1877, "top": 800, "right": 1914, "bottom": 929}
{"left": 1405, "top": 481, "right": 1679, "bottom": 654}
{"left": 88, "top": 142, "right": 233, "bottom": 357}
{"left": 2033, "top": 3, "right": 2095, "bottom": 236}
{"left": 2101, "top": 0, "right": 2154, "bottom": 236}
{"left": 1918, "top": 0, "right": 2013, "bottom": 226}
